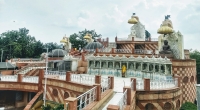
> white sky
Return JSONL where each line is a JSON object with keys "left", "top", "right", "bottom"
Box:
{"left": 0, "top": 0, "right": 200, "bottom": 50}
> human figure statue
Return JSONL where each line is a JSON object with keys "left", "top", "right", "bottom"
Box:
{"left": 159, "top": 40, "right": 172, "bottom": 54}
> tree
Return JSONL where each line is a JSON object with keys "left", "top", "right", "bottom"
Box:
{"left": 190, "top": 49, "right": 200, "bottom": 74}
{"left": 180, "top": 102, "right": 197, "bottom": 110}
{"left": 0, "top": 28, "right": 60, "bottom": 61}
{"left": 69, "top": 29, "right": 101, "bottom": 49}
{"left": 145, "top": 30, "right": 151, "bottom": 41}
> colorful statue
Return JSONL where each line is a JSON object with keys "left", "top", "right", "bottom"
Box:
{"left": 122, "top": 65, "right": 127, "bottom": 77}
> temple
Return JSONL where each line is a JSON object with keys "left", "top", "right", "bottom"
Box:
{"left": 0, "top": 14, "right": 196, "bottom": 110}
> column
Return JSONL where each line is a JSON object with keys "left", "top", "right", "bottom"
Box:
{"left": 66, "top": 71, "right": 71, "bottom": 82}
{"left": 108, "top": 76, "right": 114, "bottom": 89}
{"left": 17, "top": 74, "right": 23, "bottom": 82}
{"left": 123, "top": 87, "right": 131, "bottom": 105}
{"left": 93, "top": 84, "right": 101, "bottom": 101}
{"left": 64, "top": 97, "right": 77, "bottom": 110}
{"left": 95, "top": 75, "right": 101, "bottom": 84}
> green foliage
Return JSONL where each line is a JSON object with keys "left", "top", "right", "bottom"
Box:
{"left": 42, "top": 104, "right": 51, "bottom": 110}
{"left": 190, "top": 49, "right": 200, "bottom": 74}
{"left": 0, "top": 28, "right": 59, "bottom": 61}
{"left": 180, "top": 102, "right": 197, "bottom": 110}
{"left": 69, "top": 29, "right": 101, "bottom": 49}
{"left": 41, "top": 104, "right": 64, "bottom": 110}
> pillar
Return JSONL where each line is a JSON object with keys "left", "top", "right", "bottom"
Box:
{"left": 132, "top": 37, "right": 134, "bottom": 41}
{"left": 123, "top": 87, "right": 131, "bottom": 105}
{"left": 66, "top": 71, "right": 71, "bottom": 82}
{"left": 174, "top": 75, "right": 181, "bottom": 87}
{"left": 107, "top": 105, "right": 120, "bottom": 110}
{"left": 130, "top": 78, "right": 136, "bottom": 91}
{"left": 132, "top": 48, "right": 135, "bottom": 54}
{"left": 115, "top": 37, "right": 117, "bottom": 42}
{"left": 38, "top": 69, "right": 44, "bottom": 91}
{"left": 96, "top": 48, "right": 99, "bottom": 53}
{"left": 95, "top": 75, "right": 101, "bottom": 84}
{"left": 81, "top": 53, "right": 85, "bottom": 61}
{"left": 17, "top": 74, "right": 23, "bottom": 82}
{"left": 144, "top": 78, "right": 150, "bottom": 91}
{"left": 108, "top": 76, "right": 114, "bottom": 89}
{"left": 93, "top": 84, "right": 101, "bottom": 101}
{"left": 111, "top": 48, "right": 115, "bottom": 54}
{"left": 64, "top": 97, "right": 77, "bottom": 110}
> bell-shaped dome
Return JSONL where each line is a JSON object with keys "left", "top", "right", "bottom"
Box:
{"left": 157, "top": 25, "right": 173, "bottom": 34}
{"left": 48, "top": 49, "right": 68, "bottom": 57}
{"left": 84, "top": 41, "right": 103, "bottom": 50}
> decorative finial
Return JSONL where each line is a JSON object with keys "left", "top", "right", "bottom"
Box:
{"left": 165, "top": 15, "right": 170, "bottom": 20}
{"left": 133, "top": 13, "right": 136, "bottom": 15}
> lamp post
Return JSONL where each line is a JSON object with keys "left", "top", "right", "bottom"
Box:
{"left": 43, "top": 48, "right": 48, "bottom": 106}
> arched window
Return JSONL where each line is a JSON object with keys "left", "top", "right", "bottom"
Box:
{"left": 52, "top": 89, "right": 58, "bottom": 97}
{"left": 183, "top": 76, "right": 189, "bottom": 83}
{"left": 176, "top": 100, "right": 180, "bottom": 109}
{"left": 145, "top": 103, "right": 155, "bottom": 110}
{"left": 190, "top": 76, "right": 194, "bottom": 83}
{"left": 163, "top": 102, "right": 172, "bottom": 110}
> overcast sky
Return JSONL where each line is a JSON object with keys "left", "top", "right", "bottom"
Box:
{"left": 0, "top": 0, "right": 200, "bottom": 50}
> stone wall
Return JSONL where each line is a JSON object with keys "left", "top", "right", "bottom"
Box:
{"left": 172, "top": 59, "right": 196, "bottom": 103}
{"left": 136, "top": 88, "right": 182, "bottom": 110}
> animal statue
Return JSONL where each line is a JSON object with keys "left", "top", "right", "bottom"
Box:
{"left": 60, "top": 36, "right": 72, "bottom": 52}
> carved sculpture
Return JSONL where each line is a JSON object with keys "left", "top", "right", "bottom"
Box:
{"left": 159, "top": 40, "right": 172, "bottom": 54}
{"left": 60, "top": 36, "right": 71, "bottom": 52}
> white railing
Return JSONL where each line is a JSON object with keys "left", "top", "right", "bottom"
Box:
{"left": 136, "top": 79, "right": 144, "bottom": 90}
{"left": 22, "top": 76, "right": 39, "bottom": 83}
{"left": 77, "top": 86, "right": 97, "bottom": 110}
{"left": 118, "top": 89, "right": 127, "bottom": 110}
{"left": 18, "top": 66, "right": 45, "bottom": 74}
{"left": 70, "top": 74, "right": 95, "bottom": 85}
{"left": 98, "top": 48, "right": 111, "bottom": 52}
{"left": 115, "top": 49, "right": 132, "bottom": 53}
{"left": 150, "top": 79, "right": 177, "bottom": 89}
{"left": 59, "top": 75, "right": 66, "bottom": 80}
{"left": 0, "top": 75, "right": 17, "bottom": 82}
{"left": 47, "top": 71, "right": 66, "bottom": 75}
{"left": 117, "top": 38, "right": 132, "bottom": 41}
{"left": 101, "top": 77, "right": 111, "bottom": 93}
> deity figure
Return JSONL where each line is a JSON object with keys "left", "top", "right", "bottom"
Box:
{"left": 159, "top": 40, "right": 172, "bottom": 54}
{"left": 102, "top": 62, "right": 107, "bottom": 68}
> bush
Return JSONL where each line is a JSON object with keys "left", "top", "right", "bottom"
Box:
{"left": 180, "top": 102, "right": 197, "bottom": 110}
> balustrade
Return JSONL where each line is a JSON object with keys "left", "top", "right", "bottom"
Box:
{"left": 117, "top": 89, "right": 127, "bottom": 110}
{"left": 70, "top": 74, "right": 95, "bottom": 85}
{"left": 0, "top": 75, "right": 17, "bottom": 82}
{"left": 77, "top": 86, "right": 97, "bottom": 110}
{"left": 22, "top": 76, "right": 39, "bottom": 83}
{"left": 101, "top": 77, "right": 111, "bottom": 93}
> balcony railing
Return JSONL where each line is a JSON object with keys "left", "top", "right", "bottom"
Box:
{"left": 77, "top": 86, "right": 97, "bottom": 110}
{"left": 22, "top": 76, "right": 39, "bottom": 83}
{"left": 70, "top": 74, "right": 95, "bottom": 85}
{"left": 117, "top": 89, "right": 127, "bottom": 110}
{"left": 101, "top": 77, "right": 111, "bottom": 93}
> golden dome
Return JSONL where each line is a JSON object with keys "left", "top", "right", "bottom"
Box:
{"left": 157, "top": 25, "right": 173, "bottom": 34}
{"left": 83, "top": 33, "right": 91, "bottom": 39}
{"left": 60, "top": 37, "right": 68, "bottom": 43}
{"left": 128, "top": 17, "right": 138, "bottom": 24}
